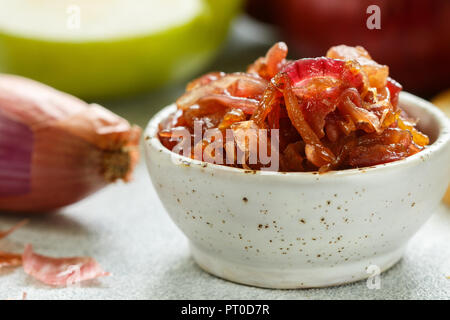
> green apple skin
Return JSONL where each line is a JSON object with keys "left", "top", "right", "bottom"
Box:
{"left": 0, "top": 0, "right": 242, "bottom": 99}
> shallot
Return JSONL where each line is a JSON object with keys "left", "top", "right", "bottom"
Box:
{"left": 0, "top": 74, "right": 141, "bottom": 212}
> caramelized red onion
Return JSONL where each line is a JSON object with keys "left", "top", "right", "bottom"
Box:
{"left": 0, "top": 75, "right": 141, "bottom": 212}
{"left": 160, "top": 42, "right": 429, "bottom": 172}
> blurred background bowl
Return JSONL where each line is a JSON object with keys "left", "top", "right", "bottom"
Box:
{"left": 246, "top": 0, "right": 450, "bottom": 97}
{"left": 0, "top": 0, "right": 242, "bottom": 99}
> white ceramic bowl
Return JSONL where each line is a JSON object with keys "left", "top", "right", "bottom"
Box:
{"left": 144, "top": 92, "right": 450, "bottom": 289}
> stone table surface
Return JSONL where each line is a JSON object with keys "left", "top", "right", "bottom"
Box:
{"left": 1, "top": 162, "right": 449, "bottom": 300}
{"left": 0, "top": 16, "right": 449, "bottom": 300}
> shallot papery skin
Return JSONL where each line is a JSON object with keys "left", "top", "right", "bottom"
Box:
{"left": 0, "top": 74, "right": 141, "bottom": 212}
{"left": 0, "top": 220, "right": 28, "bottom": 268}
{"left": 0, "top": 251, "right": 22, "bottom": 268}
{"left": 22, "top": 244, "right": 110, "bottom": 286}
{"left": 0, "top": 219, "right": 28, "bottom": 238}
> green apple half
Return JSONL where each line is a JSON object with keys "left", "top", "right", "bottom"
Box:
{"left": 0, "top": 0, "right": 241, "bottom": 99}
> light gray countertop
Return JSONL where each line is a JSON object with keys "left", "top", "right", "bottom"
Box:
{"left": 1, "top": 163, "right": 449, "bottom": 300}
{"left": 0, "top": 16, "right": 449, "bottom": 300}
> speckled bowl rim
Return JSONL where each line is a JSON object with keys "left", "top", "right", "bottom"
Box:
{"left": 145, "top": 91, "right": 450, "bottom": 179}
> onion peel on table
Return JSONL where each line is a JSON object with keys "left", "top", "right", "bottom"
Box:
{"left": 1, "top": 220, "right": 109, "bottom": 286}
{"left": 0, "top": 251, "right": 22, "bottom": 269}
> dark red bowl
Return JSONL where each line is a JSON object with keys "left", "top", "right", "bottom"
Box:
{"left": 246, "top": 0, "right": 450, "bottom": 96}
